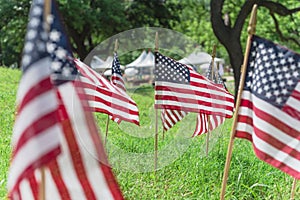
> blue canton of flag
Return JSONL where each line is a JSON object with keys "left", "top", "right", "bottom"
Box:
{"left": 204, "top": 62, "right": 226, "bottom": 89}
{"left": 111, "top": 52, "right": 126, "bottom": 92}
{"left": 155, "top": 52, "right": 190, "bottom": 84}
{"left": 21, "top": 0, "right": 48, "bottom": 71}
{"left": 47, "top": 1, "right": 77, "bottom": 84}
{"left": 245, "top": 35, "right": 300, "bottom": 108}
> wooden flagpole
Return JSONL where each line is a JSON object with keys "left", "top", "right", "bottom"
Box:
{"left": 154, "top": 32, "right": 159, "bottom": 172}
{"left": 39, "top": 1, "right": 52, "bottom": 199}
{"left": 104, "top": 39, "right": 119, "bottom": 146}
{"left": 205, "top": 45, "right": 217, "bottom": 156}
{"left": 290, "top": 178, "right": 297, "bottom": 200}
{"left": 219, "top": 4, "right": 257, "bottom": 200}
{"left": 39, "top": 167, "right": 46, "bottom": 200}
{"left": 104, "top": 115, "right": 110, "bottom": 146}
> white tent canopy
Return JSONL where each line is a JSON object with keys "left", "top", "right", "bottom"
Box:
{"left": 91, "top": 56, "right": 125, "bottom": 73}
{"left": 91, "top": 56, "right": 113, "bottom": 73}
{"left": 90, "top": 55, "right": 104, "bottom": 69}
{"left": 124, "top": 68, "right": 139, "bottom": 77}
{"left": 179, "top": 51, "right": 224, "bottom": 66}
{"left": 126, "top": 50, "right": 147, "bottom": 67}
{"left": 124, "top": 51, "right": 155, "bottom": 85}
{"left": 135, "top": 51, "right": 154, "bottom": 68}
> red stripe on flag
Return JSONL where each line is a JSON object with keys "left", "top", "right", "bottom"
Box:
{"left": 81, "top": 93, "right": 124, "bottom": 200}
{"left": 253, "top": 145, "right": 300, "bottom": 179}
{"left": 57, "top": 92, "right": 97, "bottom": 200}
{"left": 28, "top": 173, "right": 39, "bottom": 200}
{"left": 48, "top": 160, "right": 72, "bottom": 200}
{"left": 254, "top": 125, "right": 300, "bottom": 160}
{"left": 255, "top": 105, "right": 300, "bottom": 139}
{"left": 13, "top": 111, "right": 59, "bottom": 156}
{"left": 9, "top": 148, "right": 61, "bottom": 197}
{"left": 17, "top": 77, "right": 53, "bottom": 112}
{"left": 237, "top": 115, "right": 253, "bottom": 126}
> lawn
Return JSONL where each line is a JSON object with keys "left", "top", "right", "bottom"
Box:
{"left": 0, "top": 67, "right": 297, "bottom": 199}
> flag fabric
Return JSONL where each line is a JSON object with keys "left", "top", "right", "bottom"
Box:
{"left": 8, "top": 1, "right": 62, "bottom": 198}
{"left": 161, "top": 109, "right": 187, "bottom": 131}
{"left": 74, "top": 58, "right": 140, "bottom": 126}
{"left": 110, "top": 52, "right": 127, "bottom": 124}
{"left": 154, "top": 52, "right": 234, "bottom": 117}
{"left": 193, "top": 113, "right": 225, "bottom": 136}
{"left": 193, "top": 62, "right": 227, "bottom": 136}
{"left": 8, "top": 0, "right": 124, "bottom": 199}
{"left": 111, "top": 52, "right": 126, "bottom": 92}
{"left": 235, "top": 35, "right": 300, "bottom": 179}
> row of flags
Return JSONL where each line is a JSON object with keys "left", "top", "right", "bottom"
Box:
{"left": 7, "top": 0, "right": 300, "bottom": 199}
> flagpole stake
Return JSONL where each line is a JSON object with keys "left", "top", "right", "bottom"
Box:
{"left": 104, "top": 115, "right": 110, "bottom": 146}
{"left": 155, "top": 32, "right": 159, "bottom": 52}
{"left": 38, "top": 2, "right": 52, "bottom": 199}
{"left": 205, "top": 44, "right": 217, "bottom": 156}
{"left": 39, "top": 167, "right": 46, "bottom": 200}
{"left": 44, "top": 0, "right": 51, "bottom": 32}
{"left": 290, "top": 178, "right": 297, "bottom": 200}
{"left": 220, "top": 4, "right": 257, "bottom": 200}
{"left": 154, "top": 32, "right": 159, "bottom": 173}
{"left": 154, "top": 108, "right": 158, "bottom": 172}
{"left": 205, "top": 117, "right": 210, "bottom": 156}
{"left": 114, "top": 39, "right": 119, "bottom": 53}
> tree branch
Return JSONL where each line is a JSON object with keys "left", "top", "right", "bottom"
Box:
{"left": 259, "top": 1, "right": 300, "bottom": 16}
{"left": 270, "top": 12, "right": 300, "bottom": 46}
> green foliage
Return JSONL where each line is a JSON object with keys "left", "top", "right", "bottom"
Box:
{"left": 0, "top": 0, "right": 299, "bottom": 68}
{"left": 125, "top": 0, "right": 181, "bottom": 28}
{"left": 0, "top": 0, "right": 30, "bottom": 67}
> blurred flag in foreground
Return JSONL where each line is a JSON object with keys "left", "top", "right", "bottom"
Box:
{"left": 7, "top": 0, "right": 124, "bottom": 199}
{"left": 154, "top": 52, "right": 234, "bottom": 117}
{"left": 235, "top": 35, "right": 300, "bottom": 179}
{"left": 193, "top": 62, "right": 227, "bottom": 136}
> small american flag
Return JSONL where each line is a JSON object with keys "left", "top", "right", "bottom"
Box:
{"left": 235, "top": 35, "right": 300, "bottom": 179}
{"left": 193, "top": 62, "right": 227, "bottom": 136}
{"left": 8, "top": 0, "right": 124, "bottom": 199}
{"left": 110, "top": 52, "right": 128, "bottom": 124}
{"left": 111, "top": 52, "right": 126, "bottom": 92}
{"left": 74, "top": 58, "right": 140, "bottom": 126}
{"left": 154, "top": 52, "right": 234, "bottom": 117}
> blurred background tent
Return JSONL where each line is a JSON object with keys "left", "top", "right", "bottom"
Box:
{"left": 178, "top": 50, "right": 225, "bottom": 74}
{"left": 124, "top": 50, "right": 155, "bottom": 86}
{"left": 90, "top": 55, "right": 124, "bottom": 76}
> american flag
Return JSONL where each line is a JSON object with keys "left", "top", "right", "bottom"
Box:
{"left": 111, "top": 52, "right": 126, "bottom": 92}
{"left": 154, "top": 52, "right": 234, "bottom": 117}
{"left": 235, "top": 35, "right": 300, "bottom": 179}
{"left": 8, "top": 0, "right": 124, "bottom": 199}
{"left": 110, "top": 52, "right": 127, "bottom": 124}
{"left": 161, "top": 109, "right": 187, "bottom": 131}
{"left": 193, "top": 62, "right": 227, "bottom": 136}
{"left": 74, "top": 58, "right": 140, "bottom": 126}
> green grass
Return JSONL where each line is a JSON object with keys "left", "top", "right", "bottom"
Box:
{"left": 0, "top": 67, "right": 21, "bottom": 199}
{"left": 0, "top": 67, "right": 298, "bottom": 199}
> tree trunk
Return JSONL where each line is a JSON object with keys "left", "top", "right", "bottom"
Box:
{"left": 210, "top": 0, "right": 300, "bottom": 100}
